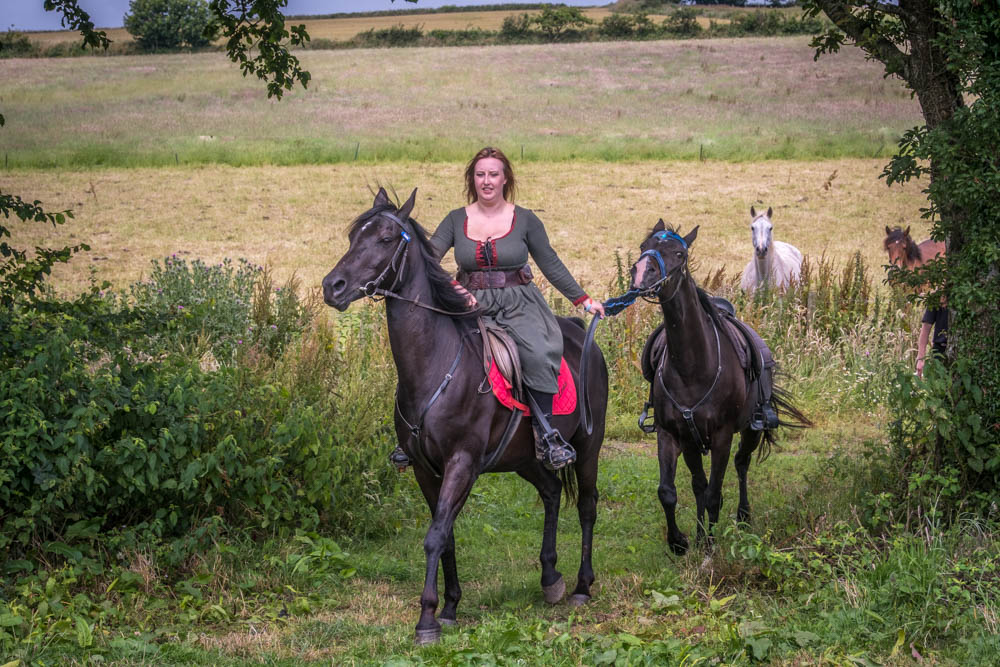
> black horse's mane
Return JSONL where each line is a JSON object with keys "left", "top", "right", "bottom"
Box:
{"left": 350, "top": 203, "right": 480, "bottom": 317}
{"left": 884, "top": 226, "right": 921, "bottom": 262}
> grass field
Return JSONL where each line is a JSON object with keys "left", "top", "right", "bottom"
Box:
{"left": 0, "top": 37, "right": 920, "bottom": 167}
{"left": 5, "top": 158, "right": 928, "bottom": 298}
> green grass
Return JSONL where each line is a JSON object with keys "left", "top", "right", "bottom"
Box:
{"left": 0, "top": 37, "right": 921, "bottom": 169}
{"left": 12, "top": 445, "right": 998, "bottom": 665}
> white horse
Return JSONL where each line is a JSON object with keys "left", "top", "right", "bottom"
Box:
{"left": 740, "top": 206, "right": 803, "bottom": 292}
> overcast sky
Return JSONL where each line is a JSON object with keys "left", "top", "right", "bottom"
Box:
{"left": 3, "top": 1, "right": 600, "bottom": 31}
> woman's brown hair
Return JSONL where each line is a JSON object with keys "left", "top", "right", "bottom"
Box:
{"left": 464, "top": 146, "right": 517, "bottom": 204}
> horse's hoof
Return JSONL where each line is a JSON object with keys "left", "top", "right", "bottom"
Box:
{"left": 542, "top": 576, "right": 566, "bottom": 604}
{"left": 568, "top": 593, "right": 591, "bottom": 607}
{"left": 669, "top": 537, "right": 689, "bottom": 556}
{"left": 439, "top": 618, "right": 458, "bottom": 627}
{"left": 414, "top": 627, "right": 441, "bottom": 645}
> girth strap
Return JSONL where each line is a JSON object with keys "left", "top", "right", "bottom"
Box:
{"left": 395, "top": 340, "right": 465, "bottom": 479}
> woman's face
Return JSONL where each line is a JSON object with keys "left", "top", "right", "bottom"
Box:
{"left": 473, "top": 157, "right": 507, "bottom": 204}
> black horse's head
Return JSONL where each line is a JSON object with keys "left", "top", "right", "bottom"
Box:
{"left": 322, "top": 187, "right": 418, "bottom": 311}
{"left": 630, "top": 219, "right": 699, "bottom": 294}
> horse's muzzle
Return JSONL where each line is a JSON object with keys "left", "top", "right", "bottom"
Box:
{"left": 322, "top": 274, "right": 352, "bottom": 311}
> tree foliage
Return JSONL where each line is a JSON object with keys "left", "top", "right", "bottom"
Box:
{"left": 804, "top": 0, "right": 1000, "bottom": 507}
{"left": 530, "top": 5, "right": 593, "bottom": 40}
{"left": 124, "top": 0, "right": 217, "bottom": 51}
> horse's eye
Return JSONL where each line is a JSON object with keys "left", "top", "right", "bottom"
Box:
{"left": 676, "top": 251, "right": 684, "bottom": 258}
{"left": 378, "top": 236, "right": 395, "bottom": 244}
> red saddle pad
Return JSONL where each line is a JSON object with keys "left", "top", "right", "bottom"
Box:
{"left": 487, "top": 357, "right": 577, "bottom": 416}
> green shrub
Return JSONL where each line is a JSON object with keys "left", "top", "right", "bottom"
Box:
{"left": 123, "top": 0, "right": 217, "bottom": 51}
{"left": 0, "top": 30, "right": 37, "bottom": 57}
{"left": 0, "top": 258, "right": 397, "bottom": 558}
{"left": 500, "top": 13, "right": 534, "bottom": 41}
{"left": 354, "top": 24, "right": 424, "bottom": 48}
{"left": 663, "top": 8, "right": 704, "bottom": 38}
{"left": 600, "top": 12, "right": 659, "bottom": 39}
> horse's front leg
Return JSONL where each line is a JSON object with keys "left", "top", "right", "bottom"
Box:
{"left": 681, "top": 445, "right": 709, "bottom": 544}
{"left": 518, "top": 465, "right": 565, "bottom": 604}
{"left": 734, "top": 428, "right": 762, "bottom": 524}
{"left": 413, "top": 455, "right": 477, "bottom": 644}
{"left": 657, "top": 428, "right": 688, "bottom": 555}
{"left": 702, "top": 432, "right": 735, "bottom": 544}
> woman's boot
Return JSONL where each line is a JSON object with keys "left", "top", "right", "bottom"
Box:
{"left": 526, "top": 388, "right": 577, "bottom": 471}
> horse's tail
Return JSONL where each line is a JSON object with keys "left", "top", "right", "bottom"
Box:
{"left": 759, "top": 382, "right": 813, "bottom": 461}
{"left": 559, "top": 466, "right": 578, "bottom": 505}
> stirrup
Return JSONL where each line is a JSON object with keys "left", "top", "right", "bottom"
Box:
{"left": 749, "top": 404, "right": 779, "bottom": 431}
{"left": 390, "top": 445, "right": 411, "bottom": 471}
{"left": 638, "top": 401, "right": 656, "bottom": 433}
{"left": 536, "top": 429, "right": 577, "bottom": 471}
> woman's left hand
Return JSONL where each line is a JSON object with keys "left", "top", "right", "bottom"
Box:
{"left": 583, "top": 298, "right": 605, "bottom": 319}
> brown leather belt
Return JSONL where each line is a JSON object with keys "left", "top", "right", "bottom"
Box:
{"left": 457, "top": 265, "right": 533, "bottom": 290}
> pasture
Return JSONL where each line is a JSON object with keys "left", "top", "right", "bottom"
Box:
{"left": 1, "top": 37, "right": 920, "bottom": 167}
{"left": 4, "top": 33, "right": 998, "bottom": 666}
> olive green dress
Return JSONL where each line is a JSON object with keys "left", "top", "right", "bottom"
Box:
{"left": 429, "top": 206, "right": 589, "bottom": 394}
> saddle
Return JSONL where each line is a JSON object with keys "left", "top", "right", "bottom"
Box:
{"left": 477, "top": 317, "right": 576, "bottom": 416}
{"left": 639, "top": 297, "right": 778, "bottom": 433}
{"left": 479, "top": 317, "right": 524, "bottom": 404}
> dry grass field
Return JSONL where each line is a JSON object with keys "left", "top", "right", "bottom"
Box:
{"left": 6, "top": 158, "right": 927, "bottom": 298}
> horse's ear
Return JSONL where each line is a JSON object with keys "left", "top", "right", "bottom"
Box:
{"left": 653, "top": 218, "right": 665, "bottom": 233}
{"left": 904, "top": 225, "right": 911, "bottom": 237}
{"left": 885, "top": 225, "right": 892, "bottom": 236}
{"left": 397, "top": 188, "right": 418, "bottom": 221}
{"left": 374, "top": 187, "right": 390, "bottom": 208}
{"left": 750, "top": 206, "right": 756, "bottom": 218}
{"left": 766, "top": 207, "right": 773, "bottom": 219}
{"left": 683, "top": 225, "right": 699, "bottom": 247}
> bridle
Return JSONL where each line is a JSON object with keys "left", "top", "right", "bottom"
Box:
{"left": 637, "top": 230, "right": 689, "bottom": 303}
{"left": 357, "top": 209, "right": 477, "bottom": 317}
{"left": 359, "top": 209, "right": 413, "bottom": 299}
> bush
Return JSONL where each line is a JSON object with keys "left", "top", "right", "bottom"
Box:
{"left": 663, "top": 8, "right": 704, "bottom": 38}
{"left": 123, "top": 0, "right": 217, "bottom": 51}
{"left": 0, "top": 256, "right": 396, "bottom": 557}
{"left": 600, "top": 12, "right": 659, "bottom": 39}
{"left": 500, "top": 13, "right": 534, "bottom": 41}
{"left": 354, "top": 24, "right": 424, "bottom": 48}
{"left": 0, "top": 30, "right": 37, "bottom": 57}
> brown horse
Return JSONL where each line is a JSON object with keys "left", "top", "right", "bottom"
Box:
{"left": 322, "top": 188, "right": 609, "bottom": 644}
{"left": 884, "top": 225, "right": 946, "bottom": 269}
{"left": 631, "top": 221, "right": 810, "bottom": 554}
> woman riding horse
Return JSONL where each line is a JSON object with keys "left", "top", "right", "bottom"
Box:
{"left": 390, "top": 146, "right": 606, "bottom": 471}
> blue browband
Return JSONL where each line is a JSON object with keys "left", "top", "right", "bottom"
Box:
{"left": 653, "top": 230, "right": 687, "bottom": 248}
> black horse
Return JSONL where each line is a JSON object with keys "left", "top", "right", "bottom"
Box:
{"left": 631, "top": 221, "right": 810, "bottom": 555}
{"left": 322, "top": 188, "right": 608, "bottom": 644}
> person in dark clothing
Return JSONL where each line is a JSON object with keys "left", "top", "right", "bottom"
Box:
{"left": 916, "top": 305, "right": 948, "bottom": 377}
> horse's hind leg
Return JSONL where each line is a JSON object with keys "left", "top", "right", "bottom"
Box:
{"left": 414, "top": 458, "right": 477, "bottom": 644}
{"left": 734, "top": 429, "right": 762, "bottom": 524}
{"left": 657, "top": 429, "right": 689, "bottom": 555}
{"left": 517, "top": 466, "right": 565, "bottom": 604}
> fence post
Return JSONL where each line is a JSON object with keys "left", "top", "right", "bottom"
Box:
{"left": 354, "top": 142, "right": 360, "bottom": 160}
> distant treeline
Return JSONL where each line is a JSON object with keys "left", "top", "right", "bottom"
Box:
{"left": 286, "top": 3, "right": 555, "bottom": 21}
{"left": 0, "top": 6, "right": 824, "bottom": 59}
